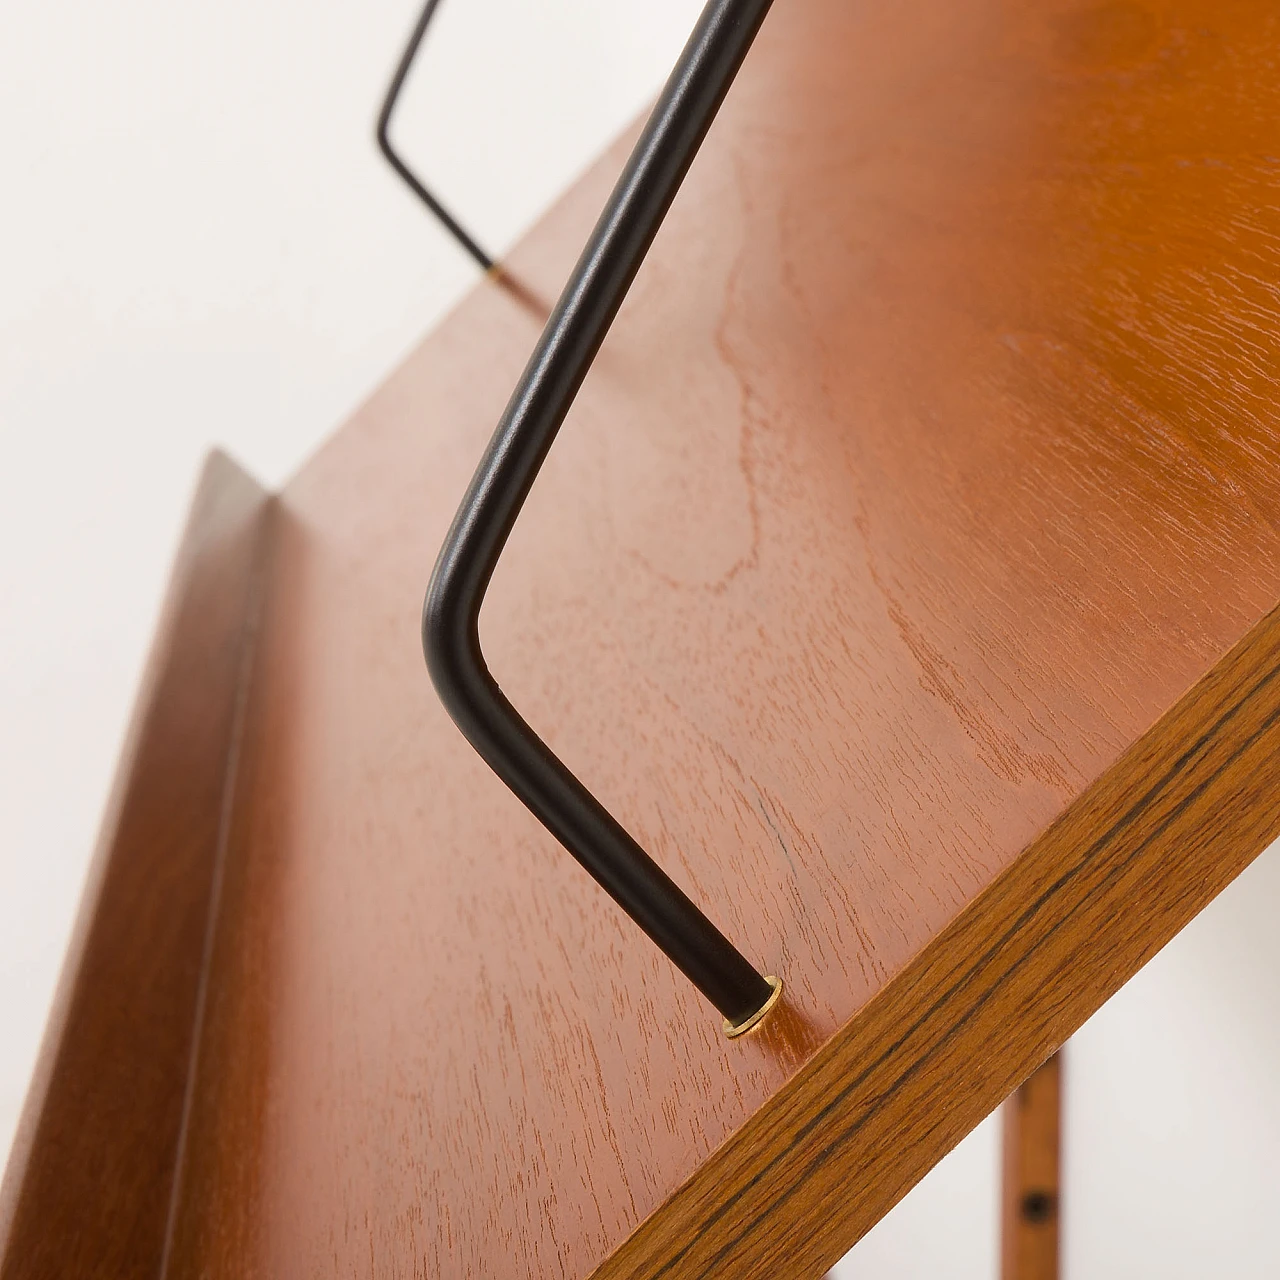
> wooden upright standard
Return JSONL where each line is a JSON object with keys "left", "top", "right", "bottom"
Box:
{"left": 1002, "top": 1054, "right": 1063, "bottom": 1280}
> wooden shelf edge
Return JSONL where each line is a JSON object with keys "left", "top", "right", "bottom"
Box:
{"left": 596, "top": 599, "right": 1280, "bottom": 1280}
{"left": 0, "top": 452, "right": 274, "bottom": 1279}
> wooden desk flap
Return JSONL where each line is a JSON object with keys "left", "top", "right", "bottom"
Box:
{"left": 7, "top": 0, "right": 1280, "bottom": 1277}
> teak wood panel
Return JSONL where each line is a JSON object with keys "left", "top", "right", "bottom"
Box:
{"left": 0, "top": 455, "right": 271, "bottom": 1279}
{"left": 163, "top": 0, "right": 1280, "bottom": 1272}
{"left": 7, "top": 0, "right": 1280, "bottom": 1275}
{"left": 593, "top": 604, "right": 1280, "bottom": 1277}
{"left": 1002, "top": 1053, "right": 1062, "bottom": 1280}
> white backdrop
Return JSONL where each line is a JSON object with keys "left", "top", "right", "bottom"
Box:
{"left": 1, "top": 1, "right": 1276, "bottom": 1274}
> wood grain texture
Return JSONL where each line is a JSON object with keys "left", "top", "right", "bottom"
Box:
{"left": 12, "top": 0, "right": 1280, "bottom": 1275}
{"left": 168, "top": 0, "right": 1280, "bottom": 1274}
{"left": 161, "top": 0, "right": 1280, "bottom": 1272}
{"left": 0, "top": 453, "right": 271, "bottom": 1279}
{"left": 1002, "top": 1053, "right": 1061, "bottom": 1280}
{"left": 592, "top": 601, "right": 1280, "bottom": 1278}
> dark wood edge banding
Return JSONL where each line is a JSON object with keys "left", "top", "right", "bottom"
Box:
{"left": 592, "top": 599, "right": 1280, "bottom": 1280}
{"left": 0, "top": 452, "right": 273, "bottom": 1280}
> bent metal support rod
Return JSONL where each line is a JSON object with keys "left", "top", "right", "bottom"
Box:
{"left": 376, "top": 0, "right": 496, "bottom": 273}
{"left": 408, "top": 0, "right": 782, "bottom": 1033}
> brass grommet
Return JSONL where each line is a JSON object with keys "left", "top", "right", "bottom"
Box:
{"left": 723, "top": 975, "right": 782, "bottom": 1039}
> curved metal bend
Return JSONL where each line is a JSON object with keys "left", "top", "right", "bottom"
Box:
{"left": 422, "top": 0, "right": 778, "bottom": 1027}
{"left": 376, "top": 0, "right": 496, "bottom": 272}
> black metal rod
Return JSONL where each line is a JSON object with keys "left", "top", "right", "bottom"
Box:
{"left": 376, "top": 0, "right": 497, "bottom": 272}
{"left": 422, "top": 0, "right": 778, "bottom": 1027}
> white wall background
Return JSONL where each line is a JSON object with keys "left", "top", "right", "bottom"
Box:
{"left": 1, "top": 1, "right": 1276, "bottom": 1274}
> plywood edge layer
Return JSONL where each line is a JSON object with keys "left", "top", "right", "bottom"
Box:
{"left": 0, "top": 452, "right": 274, "bottom": 1279}
{"left": 597, "top": 598, "right": 1280, "bottom": 1280}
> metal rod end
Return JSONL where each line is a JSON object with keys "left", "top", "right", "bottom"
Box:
{"left": 722, "top": 975, "right": 783, "bottom": 1039}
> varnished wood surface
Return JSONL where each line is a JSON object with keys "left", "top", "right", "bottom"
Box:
{"left": 0, "top": 454, "right": 271, "bottom": 1279}
{"left": 1002, "top": 1054, "right": 1061, "bottom": 1280}
{"left": 593, "top": 601, "right": 1280, "bottom": 1278}
{"left": 162, "top": 0, "right": 1280, "bottom": 1271}
{"left": 9, "top": 0, "right": 1280, "bottom": 1275}
{"left": 169, "top": 0, "right": 1280, "bottom": 1274}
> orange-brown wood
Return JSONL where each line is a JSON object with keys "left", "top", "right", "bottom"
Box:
{"left": 591, "top": 603, "right": 1280, "bottom": 1277}
{"left": 1002, "top": 1054, "right": 1062, "bottom": 1280}
{"left": 7, "top": 0, "right": 1280, "bottom": 1276}
{"left": 0, "top": 454, "right": 271, "bottom": 1279}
